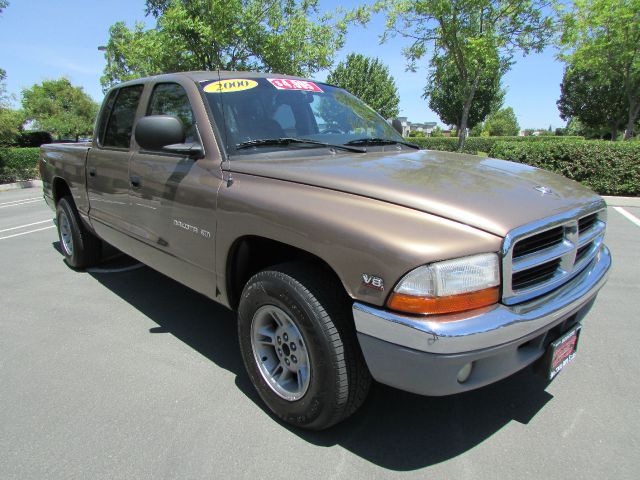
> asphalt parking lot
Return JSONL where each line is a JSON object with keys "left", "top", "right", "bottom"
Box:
{"left": 1, "top": 187, "right": 639, "bottom": 479}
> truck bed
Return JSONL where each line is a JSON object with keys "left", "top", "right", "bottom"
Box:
{"left": 40, "top": 142, "right": 92, "bottom": 215}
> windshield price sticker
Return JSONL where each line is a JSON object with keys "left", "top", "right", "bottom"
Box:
{"left": 267, "top": 78, "right": 323, "bottom": 92}
{"left": 203, "top": 79, "right": 258, "bottom": 93}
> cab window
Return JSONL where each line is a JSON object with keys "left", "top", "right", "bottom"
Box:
{"left": 102, "top": 85, "right": 144, "bottom": 148}
{"left": 95, "top": 89, "right": 117, "bottom": 145}
{"left": 147, "top": 83, "right": 197, "bottom": 143}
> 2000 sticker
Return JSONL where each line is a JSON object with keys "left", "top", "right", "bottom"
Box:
{"left": 203, "top": 79, "right": 258, "bottom": 93}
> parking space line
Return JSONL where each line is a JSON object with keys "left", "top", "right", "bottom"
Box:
{"left": 0, "top": 225, "right": 55, "bottom": 241}
{"left": 613, "top": 207, "right": 640, "bottom": 228}
{"left": 0, "top": 196, "right": 41, "bottom": 206}
{"left": 0, "top": 220, "right": 52, "bottom": 234}
{"left": 0, "top": 198, "right": 43, "bottom": 209}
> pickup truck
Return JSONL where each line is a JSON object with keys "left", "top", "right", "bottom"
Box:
{"left": 40, "top": 71, "right": 611, "bottom": 430}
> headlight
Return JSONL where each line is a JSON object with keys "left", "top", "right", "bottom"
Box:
{"left": 387, "top": 253, "right": 500, "bottom": 316}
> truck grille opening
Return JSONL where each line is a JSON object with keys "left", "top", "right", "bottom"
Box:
{"left": 503, "top": 208, "right": 606, "bottom": 304}
{"left": 578, "top": 213, "right": 598, "bottom": 233}
{"left": 513, "top": 226, "right": 564, "bottom": 258}
{"left": 575, "top": 243, "right": 591, "bottom": 263}
{"left": 512, "top": 258, "right": 561, "bottom": 290}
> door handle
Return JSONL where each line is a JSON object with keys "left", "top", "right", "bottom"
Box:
{"left": 88, "top": 167, "right": 96, "bottom": 177}
{"left": 130, "top": 175, "right": 141, "bottom": 188}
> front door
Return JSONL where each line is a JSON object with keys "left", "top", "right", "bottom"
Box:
{"left": 128, "top": 82, "right": 220, "bottom": 289}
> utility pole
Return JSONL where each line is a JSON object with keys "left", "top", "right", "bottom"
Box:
{"left": 97, "top": 46, "right": 112, "bottom": 86}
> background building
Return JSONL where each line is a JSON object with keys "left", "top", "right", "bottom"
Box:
{"left": 393, "top": 117, "right": 437, "bottom": 136}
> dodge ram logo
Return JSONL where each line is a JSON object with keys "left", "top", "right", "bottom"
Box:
{"left": 534, "top": 185, "right": 554, "bottom": 195}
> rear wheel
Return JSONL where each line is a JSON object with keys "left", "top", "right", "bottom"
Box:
{"left": 238, "top": 263, "right": 371, "bottom": 430}
{"left": 56, "top": 197, "right": 101, "bottom": 268}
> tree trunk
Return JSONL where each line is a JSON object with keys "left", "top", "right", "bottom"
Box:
{"left": 457, "top": 104, "right": 470, "bottom": 151}
{"left": 610, "top": 123, "right": 618, "bottom": 141}
{"left": 623, "top": 97, "right": 640, "bottom": 140}
{"left": 457, "top": 75, "right": 480, "bottom": 151}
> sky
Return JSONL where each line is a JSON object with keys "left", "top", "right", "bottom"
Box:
{"left": 0, "top": 0, "right": 567, "bottom": 130}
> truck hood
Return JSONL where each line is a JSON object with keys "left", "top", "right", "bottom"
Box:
{"left": 225, "top": 149, "right": 604, "bottom": 237}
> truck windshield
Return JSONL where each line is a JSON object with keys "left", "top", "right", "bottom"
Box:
{"left": 201, "top": 77, "right": 406, "bottom": 156}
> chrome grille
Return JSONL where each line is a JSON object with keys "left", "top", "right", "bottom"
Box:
{"left": 501, "top": 203, "right": 607, "bottom": 305}
{"left": 512, "top": 258, "right": 561, "bottom": 290}
{"left": 512, "top": 226, "right": 564, "bottom": 257}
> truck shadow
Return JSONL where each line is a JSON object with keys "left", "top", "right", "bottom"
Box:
{"left": 80, "top": 249, "right": 553, "bottom": 471}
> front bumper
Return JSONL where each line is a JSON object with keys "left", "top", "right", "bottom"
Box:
{"left": 353, "top": 245, "right": 611, "bottom": 396}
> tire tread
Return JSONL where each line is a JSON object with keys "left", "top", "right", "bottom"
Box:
{"left": 57, "top": 196, "right": 101, "bottom": 268}
{"left": 248, "top": 262, "right": 371, "bottom": 429}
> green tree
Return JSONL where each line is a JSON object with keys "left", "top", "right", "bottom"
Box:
{"left": 375, "top": 0, "right": 553, "bottom": 150}
{"left": 0, "top": 108, "right": 23, "bottom": 145}
{"left": 430, "top": 125, "right": 444, "bottom": 137}
{"left": 425, "top": 53, "right": 505, "bottom": 136}
{"left": 469, "top": 123, "right": 484, "bottom": 137}
{"left": 102, "top": 0, "right": 348, "bottom": 89}
{"left": 0, "top": 68, "right": 8, "bottom": 103}
{"left": 407, "top": 130, "right": 425, "bottom": 137}
{"left": 1, "top": 1, "right": 8, "bottom": 83}
{"left": 557, "top": 64, "right": 627, "bottom": 140}
{"left": 0, "top": 69, "right": 24, "bottom": 145}
{"left": 483, "top": 107, "right": 520, "bottom": 136}
{"left": 21, "top": 78, "right": 99, "bottom": 141}
{"left": 326, "top": 53, "right": 399, "bottom": 119}
{"left": 564, "top": 117, "right": 611, "bottom": 139}
{"left": 558, "top": 0, "right": 640, "bottom": 140}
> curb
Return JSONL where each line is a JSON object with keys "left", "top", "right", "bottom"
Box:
{"left": 0, "top": 180, "right": 43, "bottom": 192}
{"left": 602, "top": 196, "right": 640, "bottom": 208}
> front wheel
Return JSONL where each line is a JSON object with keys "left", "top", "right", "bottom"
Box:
{"left": 238, "top": 263, "right": 371, "bottom": 430}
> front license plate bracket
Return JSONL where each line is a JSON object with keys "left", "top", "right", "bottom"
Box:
{"left": 538, "top": 324, "right": 582, "bottom": 381}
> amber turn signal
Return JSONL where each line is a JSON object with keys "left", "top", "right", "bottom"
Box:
{"left": 387, "top": 286, "right": 500, "bottom": 316}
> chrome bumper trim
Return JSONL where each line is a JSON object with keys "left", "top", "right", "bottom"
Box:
{"left": 353, "top": 245, "right": 611, "bottom": 355}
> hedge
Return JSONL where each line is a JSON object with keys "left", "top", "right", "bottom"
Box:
{"left": 408, "top": 135, "right": 584, "bottom": 155}
{"left": 488, "top": 140, "right": 640, "bottom": 196}
{"left": 0, "top": 148, "right": 40, "bottom": 183}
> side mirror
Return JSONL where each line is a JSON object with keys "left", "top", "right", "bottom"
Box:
{"left": 134, "top": 115, "right": 204, "bottom": 158}
{"left": 135, "top": 115, "right": 185, "bottom": 150}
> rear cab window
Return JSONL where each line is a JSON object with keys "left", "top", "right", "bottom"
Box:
{"left": 100, "top": 85, "right": 144, "bottom": 149}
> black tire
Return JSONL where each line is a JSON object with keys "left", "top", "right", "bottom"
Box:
{"left": 56, "top": 196, "right": 102, "bottom": 268}
{"left": 238, "top": 262, "right": 371, "bottom": 430}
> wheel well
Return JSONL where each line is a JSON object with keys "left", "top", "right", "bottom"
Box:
{"left": 52, "top": 177, "right": 71, "bottom": 205}
{"left": 226, "top": 236, "right": 347, "bottom": 310}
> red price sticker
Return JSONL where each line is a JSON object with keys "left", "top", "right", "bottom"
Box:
{"left": 267, "top": 78, "right": 323, "bottom": 93}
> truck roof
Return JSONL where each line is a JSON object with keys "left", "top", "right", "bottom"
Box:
{"left": 113, "top": 70, "right": 325, "bottom": 89}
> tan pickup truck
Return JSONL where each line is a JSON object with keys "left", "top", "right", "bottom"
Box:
{"left": 39, "top": 72, "right": 611, "bottom": 430}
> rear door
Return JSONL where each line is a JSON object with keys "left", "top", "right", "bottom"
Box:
{"left": 128, "top": 81, "right": 220, "bottom": 281}
{"left": 87, "top": 84, "right": 144, "bottom": 233}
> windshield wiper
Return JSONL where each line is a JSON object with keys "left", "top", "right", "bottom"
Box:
{"left": 236, "top": 137, "right": 365, "bottom": 153}
{"left": 344, "top": 137, "right": 420, "bottom": 149}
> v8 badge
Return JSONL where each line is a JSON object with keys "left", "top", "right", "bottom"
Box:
{"left": 362, "top": 273, "right": 384, "bottom": 291}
